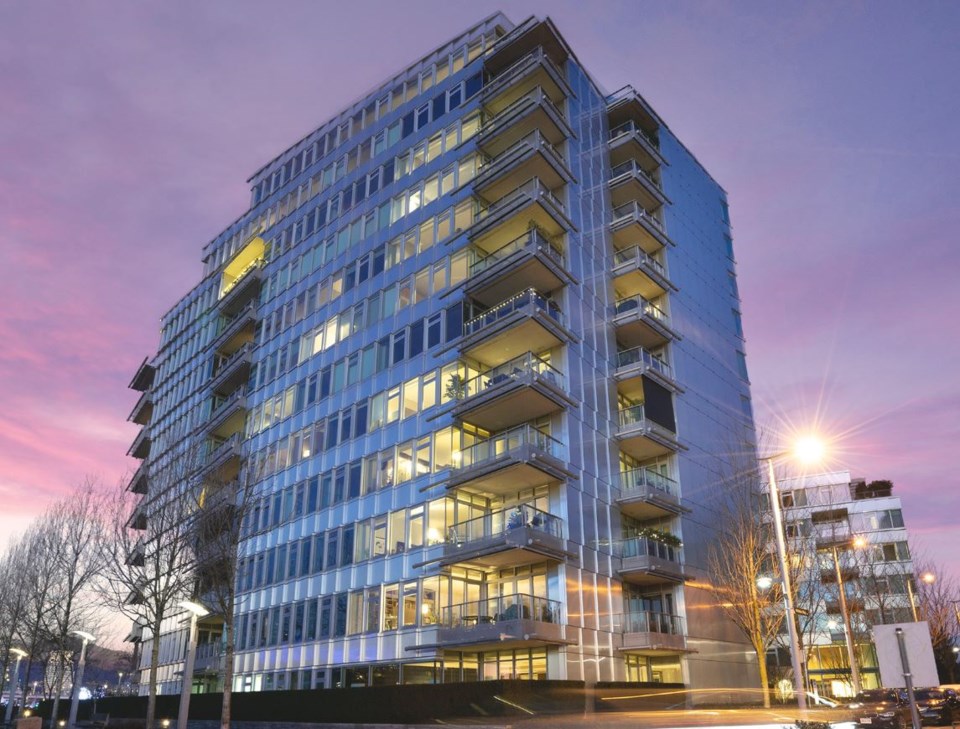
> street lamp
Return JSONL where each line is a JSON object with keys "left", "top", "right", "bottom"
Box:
{"left": 905, "top": 572, "right": 935, "bottom": 622}
{"left": 177, "top": 601, "right": 209, "bottom": 729}
{"left": 5, "top": 648, "right": 27, "bottom": 725}
{"left": 67, "top": 631, "right": 94, "bottom": 729}
{"left": 828, "top": 535, "right": 867, "bottom": 695}
{"left": 762, "top": 433, "right": 828, "bottom": 711}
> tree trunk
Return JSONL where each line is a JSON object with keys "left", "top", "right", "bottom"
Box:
{"left": 220, "top": 615, "right": 233, "bottom": 729}
{"left": 146, "top": 620, "right": 162, "bottom": 729}
{"left": 757, "top": 646, "right": 771, "bottom": 708}
{"left": 50, "top": 665, "right": 64, "bottom": 729}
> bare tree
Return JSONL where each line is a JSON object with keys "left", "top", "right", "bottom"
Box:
{"left": 100, "top": 447, "right": 203, "bottom": 729}
{"left": 707, "top": 463, "right": 784, "bottom": 707}
{"left": 0, "top": 540, "right": 32, "bottom": 709}
{"left": 913, "top": 557, "right": 959, "bottom": 683}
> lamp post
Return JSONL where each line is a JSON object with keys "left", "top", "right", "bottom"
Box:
{"left": 67, "top": 631, "right": 94, "bottom": 729}
{"left": 5, "top": 648, "right": 27, "bottom": 725}
{"left": 177, "top": 601, "right": 209, "bottom": 729}
{"left": 905, "top": 572, "right": 935, "bottom": 622}
{"left": 830, "top": 536, "right": 866, "bottom": 695}
{"left": 116, "top": 673, "right": 123, "bottom": 695}
{"left": 762, "top": 435, "right": 827, "bottom": 711}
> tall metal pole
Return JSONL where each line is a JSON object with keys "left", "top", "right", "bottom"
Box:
{"left": 832, "top": 545, "right": 862, "bottom": 694}
{"left": 896, "top": 628, "right": 922, "bottom": 729}
{"left": 66, "top": 637, "right": 89, "bottom": 729}
{"left": 177, "top": 612, "right": 199, "bottom": 729}
{"left": 5, "top": 653, "right": 24, "bottom": 725}
{"left": 765, "top": 458, "right": 807, "bottom": 711}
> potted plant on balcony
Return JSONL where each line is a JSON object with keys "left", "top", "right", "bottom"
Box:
{"left": 445, "top": 374, "right": 467, "bottom": 401}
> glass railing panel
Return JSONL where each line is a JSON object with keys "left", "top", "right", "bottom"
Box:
{"left": 612, "top": 246, "right": 666, "bottom": 275}
{"left": 455, "top": 424, "right": 563, "bottom": 469}
{"left": 447, "top": 502, "right": 562, "bottom": 544}
{"left": 440, "top": 592, "right": 561, "bottom": 628}
{"left": 613, "top": 294, "right": 669, "bottom": 324}
{"left": 609, "top": 120, "right": 661, "bottom": 151}
{"left": 615, "top": 346, "right": 671, "bottom": 379}
{"left": 621, "top": 536, "right": 680, "bottom": 563}
{"left": 464, "top": 288, "right": 562, "bottom": 336}
{"left": 619, "top": 610, "right": 684, "bottom": 635}
{"left": 458, "top": 352, "right": 564, "bottom": 399}
{"left": 469, "top": 228, "right": 564, "bottom": 276}
{"left": 611, "top": 201, "right": 665, "bottom": 232}
{"left": 610, "top": 160, "right": 662, "bottom": 190}
{"left": 619, "top": 467, "right": 677, "bottom": 497}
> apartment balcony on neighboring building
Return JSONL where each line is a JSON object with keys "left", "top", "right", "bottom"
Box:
{"left": 619, "top": 536, "right": 685, "bottom": 586}
{"left": 202, "top": 433, "right": 242, "bottom": 480}
{"left": 126, "top": 502, "right": 147, "bottom": 531}
{"left": 209, "top": 342, "right": 253, "bottom": 396}
{"left": 482, "top": 44, "right": 572, "bottom": 117}
{"left": 193, "top": 640, "right": 224, "bottom": 675}
{"left": 437, "top": 593, "right": 571, "bottom": 650}
{"left": 465, "top": 228, "right": 573, "bottom": 307}
{"left": 125, "top": 538, "right": 145, "bottom": 568}
{"left": 207, "top": 389, "right": 247, "bottom": 440}
{"left": 607, "top": 85, "right": 665, "bottom": 163}
{"left": 615, "top": 347, "right": 679, "bottom": 393}
{"left": 459, "top": 288, "right": 576, "bottom": 367}
{"left": 477, "top": 86, "right": 573, "bottom": 158}
{"left": 610, "top": 611, "right": 688, "bottom": 655}
{"left": 610, "top": 160, "right": 669, "bottom": 212}
{"left": 474, "top": 130, "right": 574, "bottom": 204}
{"left": 825, "top": 597, "right": 865, "bottom": 614}
{"left": 617, "top": 467, "right": 685, "bottom": 521}
{"left": 440, "top": 502, "right": 571, "bottom": 569}
{"left": 612, "top": 245, "right": 675, "bottom": 302}
{"left": 468, "top": 178, "right": 574, "bottom": 251}
{"left": 618, "top": 404, "right": 681, "bottom": 461}
{"left": 124, "top": 587, "right": 145, "bottom": 606}
{"left": 450, "top": 352, "right": 575, "bottom": 431}
{"left": 129, "top": 358, "right": 156, "bottom": 392}
{"left": 820, "top": 565, "right": 860, "bottom": 584}
{"left": 128, "top": 390, "right": 154, "bottom": 426}
{"left": 814, "top": 524, "right": 854, "bottom": 550}
{"left": 609, "top": 120, "right": 666, "bottom": 171}
{"left": 127, "top": 462, "right": 148, "bottom": 495}
{"left": 611, "top": 201, "right": 672, "bottom": 253}
{"left": 448, "top": 424, "right": 572, "bottom": 496}
{"left": 127, "top": 427, "right": 152, "bottom": 460}
{"left": 212, "top": 302, "right": 257, "bottom": 356}
{"left": 613, "top": 293, "right": 678, "bottom": 349}
{"left": 217, "top": 264, "right": 263, "bottom": 316}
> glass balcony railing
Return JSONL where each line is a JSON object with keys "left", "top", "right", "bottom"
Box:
{"left": 609, "top": 120, "right": 661, "bottom": 152}
{"left": 206, "top": 432, "right": 241, "bottom": 464}
{"left": 475, "top": 177, "right": 566, "bottom": 224}
{"left": 447, "top": 502, "right": 562, "bottom": 546}
{"left": 477, "top": 130, "right": 568, "bottom": 180}
{"left": 620, "top": 467, "right": 678, "bottom": 499}
{"left": 485, "top": 47, "right": 567, "bottom": 95}
{"left": 614, "top": 294, "right": 670, "bottom": 325}
{"left": 469, "top": 228, "right": 564, "bottom": 277}
{"left": 611, "top": 160, "right": 664, "bottom": 192}
{"left": 440, "top": 592, "right": 561, "bottom": 628}
{"left": 619, "top": 403, "right": 651, "bottom": 429}
{"left": 611, "top": 201, "right": 665, "bottom": 233}
{"left": 454, "top": 423, "right": 563, "bottom": 471}
{"left": 456, "top": 352, "right": 563, "bottom": 400}
{"left": 613, "top": 246, "right": 666, "bottom": 276}
{"left": 464, "top": 288, "right": 563, "bottom": 337}
{"left": 621, "top": 536, "right": 681, "bottom": 563}
{"left": 616, "top": 346, "right": 672, "bottom": 379}
{"left": 481, "top": 86, "right": 567, "bottom": 136}
{"left": 615, "top": 610, "right": 684, "bottom": 635}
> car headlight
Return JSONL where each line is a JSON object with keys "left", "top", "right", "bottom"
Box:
{"left": 879, "top": 711, "right": 897, "bottom": 718}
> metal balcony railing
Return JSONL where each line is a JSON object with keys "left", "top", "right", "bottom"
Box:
{"left": 454, "top": 423, "right": 563, "bottom": 471}
{"left": 485, "top": 47, "right": 567, "bottom": 95}
{"left": 477, "top": 129, "right": 568, "bottom": 180}
{"left": 620, "top": 467, "right": 678, "bottom": 499}
{"left": 613, "top": 246, "right": 666, "bottom": 276}
{"left": 475, "top": 177, "right": 566, "bottom": 223}
{"left": 455, "top": 352, "right": 563, "bottom": 400}
{"left": 481, "top": 86, "right": 567, "bottom": 135}
{"left": 609, "top": 120, "right": 661, "bottom": 152}
{"left": 620, "top": 536, "right": 681, "bottom": 563}
{"left": 464, "top": 288, "right": 563, "bottom": 337}
{"left": 616, "top": 346, "right": 672, "bottom": 379}
{"left": 614, "top": 610, "right": 684, "bottom": 635}
{"left": 469, "top": 228, "right": 564, "bottom": 277}
{"left": 611, "top": 160, "right": 664, "bottom": 192}
{"left": 614, "top": 293, "right": 670, "bottom": 325}
{"left": 440, "top": 592, "right": 561, "bottom": 628}
{"left": 447, "top": 502, "right": 562, "bottom": 547}
{"left": 611, "top": 201, "right": 665, "bottom": 233}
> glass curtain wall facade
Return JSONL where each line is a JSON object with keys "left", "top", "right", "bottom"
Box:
{"left": 125, "top": 13, "right": 758, "bottom": 698}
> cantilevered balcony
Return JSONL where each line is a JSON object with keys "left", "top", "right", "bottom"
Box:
{"left": 129, "top": 358, "right": 156, "bottom": 392}
{"left": 619, "top": 536, "right": 684, "bottom": 586}
{"left": 611, "top": 611, "right": 687, "bottom": 654}
{"left": 126, "top": 502, "right": 147, "bottom": 531}
{"left": 202, "top": 433, "right": 242, "bottom": 479}
{"left": 437, "top": 593, "right": 571, "bottom": 650}
{"left": 612, "top": 246, "right": 674, "bottom": 300}
{"left": 474, "top": 131, "right": 573, "bottom": 204}
{"left": 207, "top": 389, "right": 247, "bottom": 439}
{"left": 611, "top": 201, "right": 672, "bottom": 253}
{"left": 217, "top": 263, "right": 262, "bottom": 316}
{"left": 451, "top": 352, "right": 574, "bottom": 431}
{"left": 441, "top": 503, "right": 570, "bottom": 569}
{"left": 127, "top": 462, "right": 148, "bottom": 495}
{"left": 610, "top": 160, "right": 669, "bottom": 211}
{"left": 460, "top": 289, "right": 575, "bottom": 367}
{"left": 128, "top": 390, "right": 154, "bottom": 426}
{"left": 212, "top": 302, "right": 257, "bottom": 356}
{"left": 466, "top": 228, "right": 573, "bottom": 307}
{"left": 609, "top": 121, "right": 666, "bottom": 171}
{"left": 194, "top": 641, "right": 224, "bottom": 674}
{"left": 127, "top": 427, "right": 151, "bottom": 460}
{"left": 618, "top": 468, "right": 684, "bottom": 521}
{"left": 468, "top": 178, "right": 574, "bottom": 250}
{"left": 613, "top": 294, "right": 678, "bottom": 348}
{"left": 485, "top": 17, "right": 568, "bottom": 79}
{"left": 209, "top": 342, "right": 253, "bottom": 396}
{"left": 615, "top": 347, "right": 679, "bottom": 394}
{"left": 607, "top": 85, "right": 664, "bottom": 161}
{"left": 448, "top": 424, "right": 571, "bottom": 495}
{"left": 477, "top": 87, "right": 573, "bottom": 158}
{"left": 482, "top": 47, "right": 572, "bottom": 116}
{"left": 617, "top": 405, "right": 681, "bottom": 461}
{"left": 125, "top": 538, "right": 145, "bottom": 568}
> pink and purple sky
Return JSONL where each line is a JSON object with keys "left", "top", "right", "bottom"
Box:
{"left": 1, "top": 2, "right": 957, "bottom": 586}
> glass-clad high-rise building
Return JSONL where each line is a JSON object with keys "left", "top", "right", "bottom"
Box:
{"left": 126, "top": 13, "right": 759, "bottom": 696}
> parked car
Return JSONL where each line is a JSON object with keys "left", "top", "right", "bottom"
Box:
{"left": 913, "top": 687, "right": 958, "bottom": 725}
{"left": 849, "top": 689, "right": 910, "bottom": 729}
